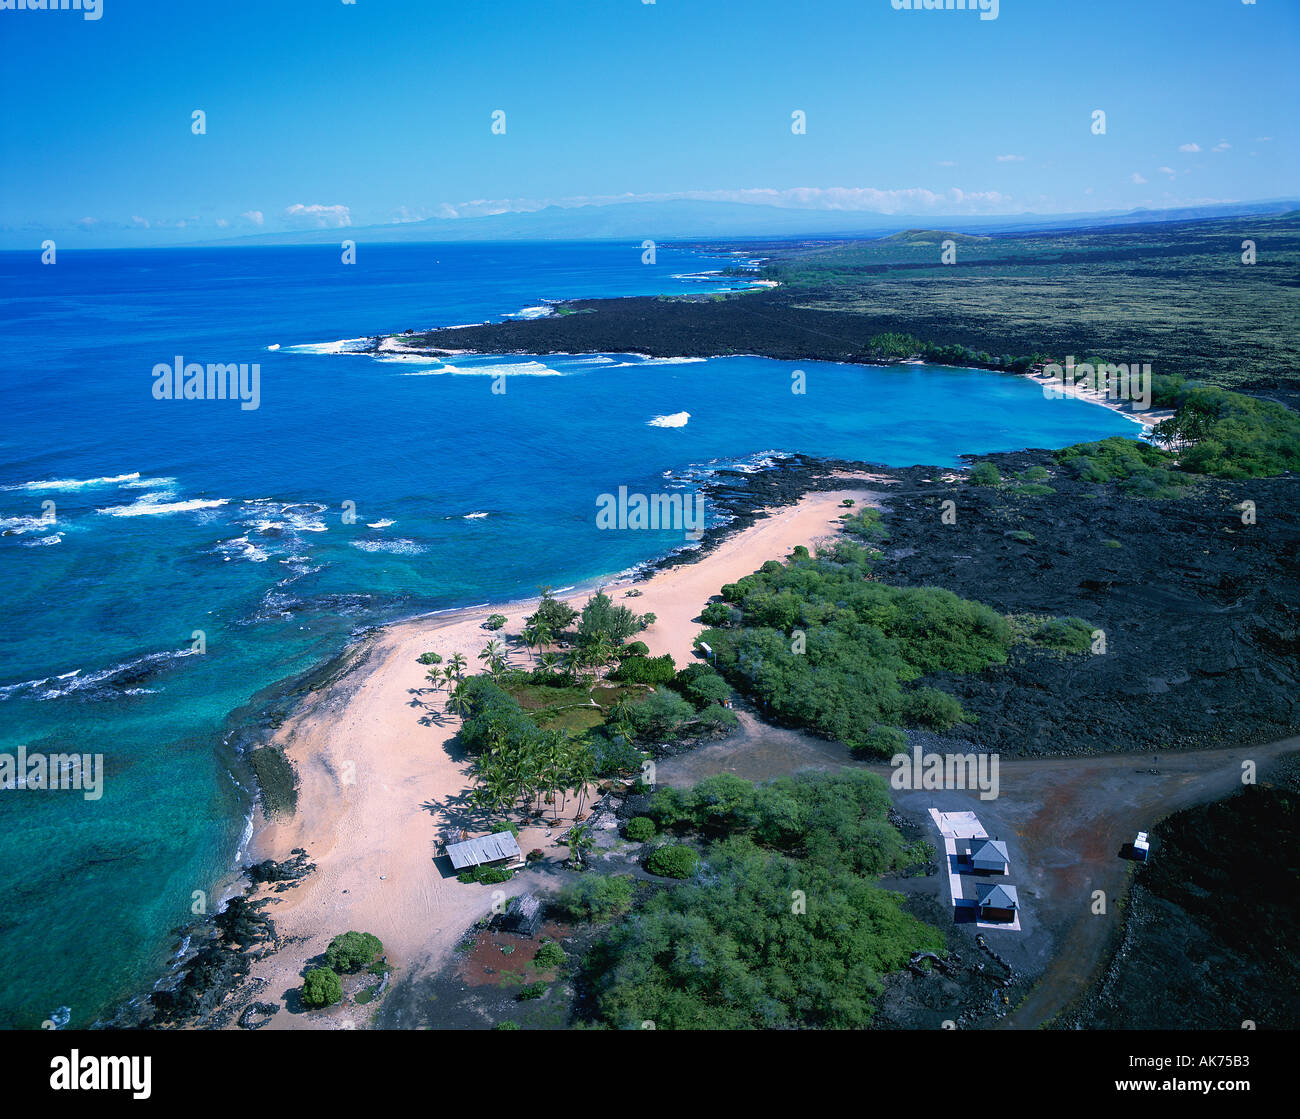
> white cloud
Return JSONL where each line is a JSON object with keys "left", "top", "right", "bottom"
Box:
{"left": 1131, "top": 173, "right": 1148, "bottom": 185}
{"left": 215, "top": 218, "right": 229, "bottom": 228}
{"left": 1212, "top": 140, "right": 1231, "bottom": 152}
{"left": 241, "top": 210, "right": 264, "bottom": 226}
{"left": 75, "top": 216, "right": 97, "bottom": 227}
{"left": 284, "top": 203, "right": 352, "bottom": 228}
{"left": 936, "top": 160, "right": 957, "bottom": 167}
{"left": 1178, "top": 142, "right": 1201, "bottom": 153}
{"left": 130, "top": 216, "right": 150, "bottom": 229}
{"left": 1157, "top": 166, "right": 1175, "bottom": 177}
{"left": 995, "top": 154, "right": 1025, "bottom": 162}
{"left": 1253, "top": 136, "right": 1273, "bottom": 143}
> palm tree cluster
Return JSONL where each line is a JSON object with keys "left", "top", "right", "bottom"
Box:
{"left": 470, "top": 726, "right": 597, "bottom": 828}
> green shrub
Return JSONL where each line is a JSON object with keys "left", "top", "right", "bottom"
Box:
{"left": 485, "top": 613, "right": 507, "bottom": 630}
{"left": 1034, "top": 616, "right": 1094, "bottom": 653}
{"left": 1008, "top": 530, "right": 1035, "bottom": 543}
{"left": 325, "top": 931, "right": 384, "bottom": 974}
{"left": 851, "top": 725, "right": 908, "bottom": 759}
{"left": 1020, "top": 465, "right": 1050, "bottom": 482}
{"left": 610, "top": 653, "right": 677, "bottom": 685}
{"left": 621, "top": 640, "right": 649, "bottom": 657}
{"left": 968, "top": 461, "right": 1001, "bottom": 486}
{"left": 494, "top": 1020, "right": 520, "bottom": 1030}
{"left": 902, "top": 687, "right": 966, "bottom": 731}
{"left": 626, "top": 689, "right": 695, "bottom": 740}
{"left": 555, "top": 874, "right": 635, "bottom": 922}
{"left": 517, "top": 981, "right": 547, "bottom": 1000}
{"left": 695, "top": 704, "right": 739, "bottom": 733}
{"left": 417, "top": 651, "right": 443, "bottom": 665}
{"left": 675, "top": 664, "right": 732, "bottom": 709}
{"left": 700, "top": 602, "right": 736, "bottom": 627}
{"left": 302, "top": 967, "right": 342, "bottom": 1008}
{"left": 645, "top": 844, "right": 700, "bottom": 879}
{"left": 624, "top": 816, "right": 657, "bottom": 841}
{"left": 532, "top": 940, "right": 566, "bottom": 970}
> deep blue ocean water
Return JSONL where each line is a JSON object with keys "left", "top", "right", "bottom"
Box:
{"left": 0, "top": 241, "right": 1139, "bottom": 1028}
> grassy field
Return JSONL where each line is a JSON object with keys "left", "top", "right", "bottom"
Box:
{"left": 753, "top": 212, "right": 1300, "bottom": 391}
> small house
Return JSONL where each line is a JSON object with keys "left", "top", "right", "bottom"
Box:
{"left": 445, "top": 830, "right": 524, "bottom": 872}
{"left": 969, "top": 838, "right": 1010, "bottom": 876}
{"left": 1133, "top": 831, "right": 1150, "bottom": 862}
{"left": 493, "top": 892, "right": 544, "bottom": 938}
{"left": 977, "top": 883, "right": 1019, "bottom": 924}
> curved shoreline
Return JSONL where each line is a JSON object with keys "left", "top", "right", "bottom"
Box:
{"left": 229, "top": 482, "right": 887, "bottom": 1028}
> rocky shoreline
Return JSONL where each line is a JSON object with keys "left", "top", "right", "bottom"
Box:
{"left": 102, "top": 431, "right": 1297, "bottom": 1028}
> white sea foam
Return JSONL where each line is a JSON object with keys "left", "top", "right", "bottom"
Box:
{"left": 648, "top": 411, "right": 691, "bottom": 428}
{"left": 367, "top": 518, "right": 396, "bottom": 529}
{"left": 98, "top": 496, "right": 229, "bottom": 517}
{"left": 266, "top": 343, "right": 281, "bottom": 351}
{"left": 4, "top": 472, "right": 141, "bottom": 492}
{"left": 462, "top": 511, "right": 489, "bottom": 519}
{"left": 22, "top": 533, "right": 63, "bottom": 547}
{"left": 503, "top": 305, "right": 553, "bottom": 320}
{"left": 352, "top": 538, "right": 426, "bottom": 555}
{"left": 282, "top": 337, "right": 371, "bottom": 355}
{"left": 440, "top": 360, "right": 563, "bottom": 377}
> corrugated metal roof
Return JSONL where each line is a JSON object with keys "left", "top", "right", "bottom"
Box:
{"left": 446, "top": 830, "right": 523, "bottom": 870}
{"left": 977, "top": 883, "right": 1019, "bottom": 910}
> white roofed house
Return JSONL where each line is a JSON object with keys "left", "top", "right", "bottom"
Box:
{"left": 968, "top": 838, "right": 1010, "bottom": 876}
{"left": 444, "top": 830, "right": 524, "bottom": 873}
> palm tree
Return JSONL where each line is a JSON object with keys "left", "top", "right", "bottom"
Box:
{"left": 448, "top": 652, "right": 467, "bottom": 680}
{"left": 588, "top": 634, "right": 615, "bottom": 681}
{"left": 520, "top": 624, "right": 541, "bottom": 665}
{"left": 568, "top": 746, "right": 596, "bottom": 820}
{"left": 539, "top": 651, "right": 559, "bottom": 678}
{"left": 567, "top": 824, "right": 594, "bottom": 869}
{"left": 444, "top": 680, "right": 472, "bottom": 719}
{"left": 479, "top": 638, "right": 507, "bottom": 681}
{"left": 441, "top": 664, "right": 457, "bottom": 689}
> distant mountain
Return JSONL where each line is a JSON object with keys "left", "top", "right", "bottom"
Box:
{"left": 180, "top": 196, "right": 1299, "bottom": 248}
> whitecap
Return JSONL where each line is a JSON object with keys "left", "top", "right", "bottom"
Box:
{"left": 4, "top": 472, "right": 141, "bottom": 492}
{"left": 648, "top": 411, "right": 691, "bottom": 428}
{"left": 367, "top": 519, "right": 395, "bottom": 528}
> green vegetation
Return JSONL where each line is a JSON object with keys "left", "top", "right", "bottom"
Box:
{"left": 457, "top": 864, "right": 515, "bottom": 884}
{"left": 702, "top": 541, "right": 1015, "bottom": 754}
{"left": 1055, "top": 437, "right": 1194, "bottom": 498}
{"left": 417, "top": 651, "right": 442, "bottom": 665}
{"left": 1011, "top": 614, "right": 1096, "bottom": 653}
{"left": 302, "top": 967, "right": 342, "bottom": 1008}
{"left": 484, "top": 613, "right": 507, "bottom": 630}
{"left": 1152, "top": 385, "right": 1300, "bottom": 478}
{"left": 532, "top": 940, "right": 566, "bottom": 971}
{"left": 841, "top": 507, "right": 889, "bottom": 542}
{"left": 554, "top": 874, "right": 635, "bottom": 922}
{"left": 644, "top": 844, "right": 700, "bottom": 879}
{"left": 517, "top": 981, "right": 548, "bottom": 1000}
{"left": 325, "top": 931, "right": 384, "bottom": 974}
{"left": 757, "top": 213, "right": 1300, "bottom": 392}
{"left": 624, "top": 816, "right": 657, "bottom": 841}
{"left": 968, "top": 461, "right": 1002, "bottom": 486}
{"left": 582, "top": 771, "right": 942, "bottom": 1029}
{"left": 1008, "top": 530, "right": 1035, "bottom": 543}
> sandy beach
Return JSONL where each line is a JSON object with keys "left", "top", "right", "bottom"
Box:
{"left": 239, "top": 481, "right": 886, "bottom": 1027}
{"left": 1021, "top": 367, "right": 1174, "bottom": 433}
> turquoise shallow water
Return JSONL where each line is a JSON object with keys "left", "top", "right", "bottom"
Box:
{"left": 0, "top": 241, "right": 1140, "bottom": 1027}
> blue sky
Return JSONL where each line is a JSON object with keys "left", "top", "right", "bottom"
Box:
{"left": 1, "top": 0, "right": 1296, "bottom": 246}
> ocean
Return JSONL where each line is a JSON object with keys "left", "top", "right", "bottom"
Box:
{"left": 0, "top": 240, "right": 1140, "bottom": 1028}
